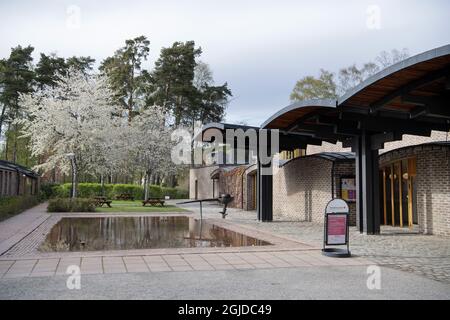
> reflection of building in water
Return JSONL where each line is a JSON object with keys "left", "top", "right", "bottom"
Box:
{"left": 39, "top": 216, "right": 269, "bottom": 252}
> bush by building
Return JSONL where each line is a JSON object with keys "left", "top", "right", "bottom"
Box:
{"left": 0, "top": 195, "right": 40, "bottom": 221}
{"left": 47, "top": 198, "right": 96, "bottom": 212}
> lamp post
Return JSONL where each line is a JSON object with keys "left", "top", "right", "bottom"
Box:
{"left": 66, "top": 153, "right": 77, "bottom": 198}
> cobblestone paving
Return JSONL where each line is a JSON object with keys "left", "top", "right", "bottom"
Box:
{"left": 181, "top": 202, "right": 450, "bottom": 284}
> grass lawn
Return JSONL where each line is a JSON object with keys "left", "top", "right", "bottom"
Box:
{"left": 95, "top": 200, "right": 187, "bottom": 213}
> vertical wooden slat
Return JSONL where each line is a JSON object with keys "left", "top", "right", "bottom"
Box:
{"left": 390, "top": 164, "right": 395, "bottom": 227}
{"left": 408, "top": 178, "right": 413, "bottom": 228}
{"left": 398, "top": 162, "right": 403, "bottom": 227}
{"left": 407, "top": 158, "right": 414, "bottom": 228}
{"left": 382, "top": 168, "right": 387, "bottom": 225}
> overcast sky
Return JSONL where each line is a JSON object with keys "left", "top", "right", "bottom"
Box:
{"left": 1, "top": 0, "right": 449, "bottom": 126}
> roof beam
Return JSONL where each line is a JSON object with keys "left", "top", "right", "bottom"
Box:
{"left": 402, "top": 94, "right": 450, "bottom": 119}
{"left": 339, "top": 112, "right": 449, "bottom": 133}
{"left": 371, "top": 132, "right": 403, "bottom": 150}
{"left": 285, "top": 110, "right": 323, "bottom": 132}
{"left": 369, "top": 65, "right": 450, "bottom": 114}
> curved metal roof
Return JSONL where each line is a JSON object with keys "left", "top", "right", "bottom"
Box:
{"left": 279, "top": 152, "right": 355, "bottom": 167}
{"left": 195, "top": 122, "right": 259, "bottom": 142}
{"left": 261, "top": 99, "right": 337, "bottom": 129}
{"left": 258, "top": 44, "right": 450, "bottom": 147}
{"left": 337, "top": 44, "right": 450, "bottom": 117}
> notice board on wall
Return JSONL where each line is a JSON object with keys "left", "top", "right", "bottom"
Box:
{"left": 340, "top": 176, "right": 356, "bottom": 202}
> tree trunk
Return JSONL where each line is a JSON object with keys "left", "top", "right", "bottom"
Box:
{"left": 72, "top": 157, "right": 78, "bottom": 198}
{"left": 144, "top": 170, "right": 151, "bottom": 201}
{"left": 0, "top": 103, "right": 7, "bottom": 139}
{"left": 4, "top": 122, "right": 10, "bottom": 161}
{"left": 101, "top": 174, "right": 105, "bottom": 196}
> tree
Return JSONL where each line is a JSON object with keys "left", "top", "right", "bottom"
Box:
{"left": 35, "top": 53, "right": 67, "bottom": 89}
{"left": 0, "top": 45, "right": 35, "bottom": 162}
{"left": 17, "top": 70, "right": 123, "bottom": 196}
{"left": 189, "top": 61, "right": 231, "bottom": 128}
{"left": 66, "top": 56, "right": 95, "bottom": 75}
{"left": 127, "top": 106, "right": 175, "bottom": 200}
{"left": 290, "top": 48, "right": 410, "bottom": 101}
{"left": 150, "top": 41, "right": 202, "bottom": 126}
{"left": 99, "top": 36, "right": 150, "bottom": 121}
{"left": 375, "top": 48, "right": 409, "bottom": 68}
{"left": 337, "top": 62, "right": 379, "bottom": 95}
{"left": 35, "top": 54, "right": 96, "bottom": 90}
{"left": 290, "top": 69, "right": 337, "bottom": 101}
{"left": 193, "top": 61, "right": 213, "bottom": 89}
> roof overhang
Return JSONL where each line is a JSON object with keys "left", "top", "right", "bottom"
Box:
{"left": 258, "top": 45, "right": 450, "bottom": 150}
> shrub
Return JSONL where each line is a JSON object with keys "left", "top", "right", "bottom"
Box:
{"left": 0, "top": 196, "right": 40, "bottom": 221}
{"left": 111, "top": 184, "right": 144, "bottom": 199}
{"left": 48, "top": 183, "right": 188, "bottom": 200}
{"left": 39, "top": 182, "right": 59, "bottom": 200}
{"left": 47, "top": 198, "right": 96, "bottom": 212}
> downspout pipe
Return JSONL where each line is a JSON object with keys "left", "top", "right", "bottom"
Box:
{"left": 331, "top": 161, "right": 335, "bottom": 199}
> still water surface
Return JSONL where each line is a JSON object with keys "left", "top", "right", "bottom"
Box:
{"left": 39, "top": 216, "right": 270, "bottom": 252}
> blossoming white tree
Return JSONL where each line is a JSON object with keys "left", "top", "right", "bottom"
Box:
{"left": 17, "top": 70, "right": 123, "bottom": 196}
{"left": 18, "top": 68, "right": 178, "bottom": 199}
{"left": 128, "top": 106, "right": 176, "bottom": 200}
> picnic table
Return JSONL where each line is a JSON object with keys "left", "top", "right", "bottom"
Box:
{"left": 142, "top": 198, "right": 165, "bottom": 207}
{"left": 116, "top": 193, "right": 134, "bottom": 201}
{"left": 93, "top": 196, "right": 112, "bottom": 208}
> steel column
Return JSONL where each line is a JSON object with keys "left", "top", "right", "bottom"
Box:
{"left": 355, "top": 132, "right": 381, "bottom": 234}
{"left": 257, "top": 160, "right": 273, "bottom": 221}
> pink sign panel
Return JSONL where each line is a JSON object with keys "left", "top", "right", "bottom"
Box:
{"left": 327, "top": 215, "right": 347, "bottom": 245}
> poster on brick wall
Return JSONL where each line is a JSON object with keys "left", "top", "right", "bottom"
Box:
{"left": 341, "top": 177, "right": 356, "bottom": 202}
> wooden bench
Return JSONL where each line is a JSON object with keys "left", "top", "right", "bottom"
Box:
{"left": 142, "top": 198, "right": 165, "bottom": 207}
{"left": 116, "top": 193, "right": 134, "bottom": 201}
{"left": 93, "top": 196, "right": 112, "bottom": 208}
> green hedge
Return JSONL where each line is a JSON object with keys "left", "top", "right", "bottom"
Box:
{"left": 49, "top": 183, "right": 188, "bottom": 200}
{"left": 47, "top": 198, "right": 96, "bottom": 212}
{"left": 0, "top": 196, "right": 40, "bottom": 222}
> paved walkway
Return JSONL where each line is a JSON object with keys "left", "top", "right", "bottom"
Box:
{"left": 1, "top": 200, "right": 449, "bottom": 288}
{"left": 180, "top": 202, "right": 450, "bottom": 284}
{"left": 0, "top": 203, "right": 49, "bottom": 256}
{"left": 0, "top": 250, "right": 370, "bottom": 279}
{"left": 0, "top": 201, "right": 449, "bottom": 299}
{"left": 2, "top": 266, "right": 449, "bottom": 300}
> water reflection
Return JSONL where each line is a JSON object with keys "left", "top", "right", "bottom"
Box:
{"left": 39, "top": 216, "right": 270, "bottom": 252}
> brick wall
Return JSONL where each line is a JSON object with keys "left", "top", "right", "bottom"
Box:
{"left": 307, "top": 131, "right": 448, "bottom": 155}
{"left": 220, "top": 166, "right": 246, "bottom": 209}
{"left": 333, "top": 161, "right": 357, "bottom": 226}
{"left": 379, "top": 144, "right": 450, "bottom": 236}
{"left": 273, "top": 156, "right": 356, "bottom": 224}
{"left": 189, "top": 166, "right": 219, "bottom": 199}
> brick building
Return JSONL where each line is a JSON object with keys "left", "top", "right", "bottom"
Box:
{"left": 0, "top": 160, "right": 40, "bottom": 197}
{"left": 273, "top": 153, "right": 356, "bottom": 225}
{"left": 191, "top": 44, "right": 450, "bottom": 237}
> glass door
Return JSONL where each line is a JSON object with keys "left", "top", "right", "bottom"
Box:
{"left": 380, "top": 157, "right": 417, "bottom": 228}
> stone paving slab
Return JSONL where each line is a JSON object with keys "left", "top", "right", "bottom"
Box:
{"left": 0, "top": 250, "right": 373, "bottom": 279}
